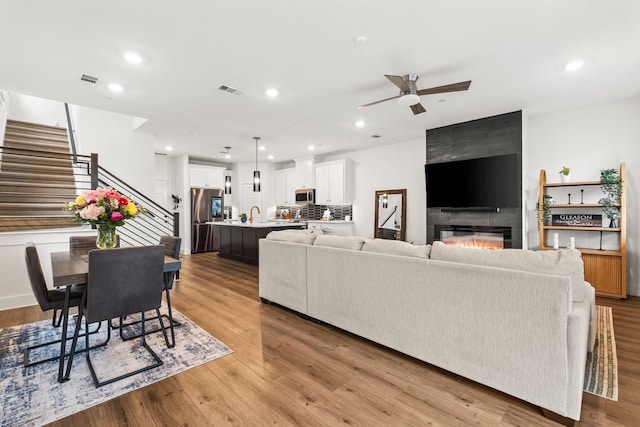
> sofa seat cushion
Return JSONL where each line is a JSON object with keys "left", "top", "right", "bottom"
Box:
{"left": 266, "top": 229, "right": 322, "bottom": 245}
{"left": 362, "top": 239, "right": 431, "bottom": 258}
{"left": 313, "top": 235, "right": 367, "bottom": 251}
{"left": 430, "top": 241, "right": 585, "bottom": 302}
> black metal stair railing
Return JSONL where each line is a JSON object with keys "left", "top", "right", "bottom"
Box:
{"left": 94, "top": 161, "right": 179, "bottom": 247}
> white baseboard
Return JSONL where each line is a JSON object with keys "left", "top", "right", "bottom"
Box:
{"left": 0, "top": 293, "right": 36, "bottom": 311}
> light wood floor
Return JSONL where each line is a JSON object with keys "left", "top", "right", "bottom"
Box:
{"left": 3, "top": 253, "right": 640, "bottom": 426}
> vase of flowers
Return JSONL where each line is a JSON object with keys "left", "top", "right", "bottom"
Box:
{"left": 65, "top": 187, "right": 143, "bottom": 248}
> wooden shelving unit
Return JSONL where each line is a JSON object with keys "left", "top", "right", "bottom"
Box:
{"left": 538, "top": 164, "right": 626, "bottom": 298}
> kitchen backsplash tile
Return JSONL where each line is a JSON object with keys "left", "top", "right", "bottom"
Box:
{"left": 276, "top": 204, "right": 353, "bottom": 221}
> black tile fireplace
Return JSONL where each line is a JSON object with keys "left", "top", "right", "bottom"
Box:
{"left": 434, "top": 224, "right": 512, "bottom": 249}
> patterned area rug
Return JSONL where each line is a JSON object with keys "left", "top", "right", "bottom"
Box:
{"left": 584, "top": 305, "right": 618, "bottom": 400}
{"left": 0, "top": 307, "right": 232, "bottom": 427}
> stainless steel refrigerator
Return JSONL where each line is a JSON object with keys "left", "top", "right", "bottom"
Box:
{"left": 191, "top": 188, "right": 224, "bottom": 253}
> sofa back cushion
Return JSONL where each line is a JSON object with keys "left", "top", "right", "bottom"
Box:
{"left": 313, "top": 235, "right": 367, "bottom": 251}
{"left": 362, "top": 239, "right": 431, "bottom": 258}
{"left": 429, "top": 241, "right": 585, "bottom": 301}
{"left": 266, "top": 229, "right": 321, "bottom": 245}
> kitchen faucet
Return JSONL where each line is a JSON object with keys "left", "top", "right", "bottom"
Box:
{"left": 249, "top": 205, "right": 261, "bottom": 223}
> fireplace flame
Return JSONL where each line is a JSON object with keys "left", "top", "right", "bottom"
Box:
{"left": 442, "top": 236, "right": 504, "bottom": 250}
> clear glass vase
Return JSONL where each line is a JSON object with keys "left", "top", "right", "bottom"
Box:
{"left": 96, "top": 223, "right": 118, "bottom": 249}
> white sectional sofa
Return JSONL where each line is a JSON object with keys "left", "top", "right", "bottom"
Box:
{"left": 259, "top": 232, "right": 595, "bottom": 422}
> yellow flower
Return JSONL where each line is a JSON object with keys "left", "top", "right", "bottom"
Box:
{"left": 126, "top": 203, "right": 138, "bottom": 215}
{"left": 75, "top": 195, "right": 87, "bottom": 207}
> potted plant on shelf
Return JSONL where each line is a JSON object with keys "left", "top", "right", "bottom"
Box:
{"left": 536, "top": 194, "right": 554, "bottom": 227}
{"left": 240, "top": 213, "right": 248, "bottom": 223}
{"left": 599, "top": 168, "right": 623, "bottom": 228}
{"left": 559, "top": 166, "right": 571, "bottom": 183}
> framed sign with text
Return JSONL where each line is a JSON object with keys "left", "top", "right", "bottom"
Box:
{"left": 551, "top": 214, "right": 602, "bottom": 227}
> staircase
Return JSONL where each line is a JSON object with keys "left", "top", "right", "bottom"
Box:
{"left": 0, "top": 119, "right": 79, "bottom": 231}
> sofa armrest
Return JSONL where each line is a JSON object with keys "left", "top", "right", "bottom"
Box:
{"left": 259, "top": 239, "right": 309, "bottom": 314}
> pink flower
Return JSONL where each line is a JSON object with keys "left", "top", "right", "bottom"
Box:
{"left": 110, "top": 212, "right": 124, "bottom": 222}
{"left": 79, "top": 205, "right": 105, "bottom": 221}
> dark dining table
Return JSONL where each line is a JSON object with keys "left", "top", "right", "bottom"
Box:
{"left": 50, "top": 250, "right": 181, "bottom": 383}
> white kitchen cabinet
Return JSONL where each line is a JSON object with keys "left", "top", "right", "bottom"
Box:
{"left": 189, "top": 165, "right": 225, "bottom": 188}
{"left": 275, "top": 168, "right": 297, "bottom": 205}
{"left": 315, "top": 159, "right": 350, "bottom": 204}
{"left": 306, "top": 221, "right": 354, "bottom": 236}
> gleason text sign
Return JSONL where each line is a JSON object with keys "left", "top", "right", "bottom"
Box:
{"left": 551, "top": 214, "right": 602, "bottom": 227}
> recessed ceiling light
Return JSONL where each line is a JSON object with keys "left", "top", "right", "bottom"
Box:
{"left": 308, "top": 145, "right": 315, "bottom": 151}
{"left": 564, "top": 60, "right": 584, "bottom": 72}
{"left": 165, "top": 146, "right": 173, "bottom": 151}
{"left": 354, "top": 36, "right": 367, "bottom": 45}
{"left": 108, "top": 83, "right": 123, "bottom": 92}
{"left": 124, "top": 51, "right": 142, "bottom": 64}
{"left": 266, "top": 88, "right": 279, "bottom": 97}
{"left": 225, "top": 153, "right": 231, "bottom": 159}
{"left": 259, "top": 145, "right": 266, "bottom": 151}
{"left": 268, "top": 154, "right": 274, "bottom": 160}
{"left": 355, "top": 120, "right": 365, "bottom": 128}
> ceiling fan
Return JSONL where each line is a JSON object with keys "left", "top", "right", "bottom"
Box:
{"left": 358, "top": 74, "right": 471, "bottom": 115}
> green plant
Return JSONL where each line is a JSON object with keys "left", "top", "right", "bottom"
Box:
{"left": 600, "top": 168, "right": 623, "bottom": 225}
{"left": 536, "top": 194, "right": 554, "bottom": 226}
{"left": 559, "top": 166, "right": 571, "bottom": 175}
{"left": 600, "top": 168, "right": 622, "bottom": 203}
{"left": 240, "top": 212, "right": 247, "bottom": 219}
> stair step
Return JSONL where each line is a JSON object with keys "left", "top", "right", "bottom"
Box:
{"left": 0, "top": 152, "right": 74, "bottom": 166}
{"left": 6, "top": 120, "right": 67, "bottom": 134}
{"left": 4, "top": 132, "right": 69, "bottom": 146}
{"left": 0, "top": 170, "right": 75, "bottom": 183}
{"left": 0, "top": 215, "right": 80, "bottom": 232}
{"left": 0, "top": 202, "right": 71, "bottom": 215}
{"left": 0, "top": 180, "right": 77, "bottom": 192}
{"left": 0, "top": 161, "right": 78, "bottom": 175}
{"left": 0, "top": 192, "right": 76, "bottom": 203}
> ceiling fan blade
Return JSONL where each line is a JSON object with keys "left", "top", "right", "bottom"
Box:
{"left": 416, "top": 80, "right": 471, "bottom": 96}
{"left": 358, "top": 95, "right": 401, "bottom": 109}
{"left": 410, "top": 103, "right": 426, "bottom": 115}
{"left": 385, "top": 75, "right": 408, "bottom": 91}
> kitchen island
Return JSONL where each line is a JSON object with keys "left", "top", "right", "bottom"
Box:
{"left": 209, "top": 221, "right": 304, "bottom": 265}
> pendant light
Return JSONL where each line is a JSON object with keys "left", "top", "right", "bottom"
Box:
{"left": 253, "top": 137, "right": 261, "bottom": 192}
{"left": 224, "top": 170, "right": 232, "bottom": 194}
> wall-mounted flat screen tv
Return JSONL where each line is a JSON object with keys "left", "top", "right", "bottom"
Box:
{"left": 425, "top": 154, "right": 519, "bottom": 209}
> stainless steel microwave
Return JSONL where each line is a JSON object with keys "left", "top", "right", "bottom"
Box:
{"left": 295, "top": 189, "right": 315, "bottom": 205}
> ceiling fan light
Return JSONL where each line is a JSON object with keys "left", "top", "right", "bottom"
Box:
{"left": 397, "top": 93, "right": 420, "bottom": 106}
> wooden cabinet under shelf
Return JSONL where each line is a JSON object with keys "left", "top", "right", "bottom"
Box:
{"left": 538, "top": 164, "right": 626, "bottom": 298}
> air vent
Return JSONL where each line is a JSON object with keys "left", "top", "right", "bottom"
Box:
{"left": 217, "top": 84, "right": 243, "bottom": 95}
{"left": 154, "top": 152, "right": 168, "bottom": 156}
{"left": 81, "top": 74, "right": 98, "bottom": 84}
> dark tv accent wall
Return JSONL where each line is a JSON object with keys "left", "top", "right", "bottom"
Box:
{"left": 426, "top": 111, "right": 523, "bottom": 248}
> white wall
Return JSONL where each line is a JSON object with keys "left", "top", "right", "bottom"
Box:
{"left": 72, "top": 105, "right": 156, "bottom": 197}
{"left": 7, "top": 93, "right": 67, "bottom": 127}
{"left": 323, "top": 138, "right": 427, "bottom": 244}
{"left": 525, "top": 96, "right": 640, "bottom": 296}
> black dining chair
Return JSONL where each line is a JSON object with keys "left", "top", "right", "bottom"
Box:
{"left": 23, "top": 243, "right": 102, "bottom": 367}
{"left": 160, "top": 235, "right": 181, "bottom": 289}
{"left": 116, "top": 235, "right": 182, "bottom": 344}
{"left": 66, "top": 245, "right": 167, "bottom": 387}
{"left": 69, "top": 234, "right": 120, "bottom": 255}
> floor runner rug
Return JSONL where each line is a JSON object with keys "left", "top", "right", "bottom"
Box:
{"left": 0, "top": 306, "right": 232, "bottom": 426}
{"left": 583, "top": 305, "right": 618, "bottom": 401}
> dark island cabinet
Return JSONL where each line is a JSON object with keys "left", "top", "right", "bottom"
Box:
{"left": 215, "top": 224, "right": 303, "bottom": 265}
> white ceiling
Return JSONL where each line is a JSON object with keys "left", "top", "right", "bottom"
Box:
{"left": 2, "top": 1, "right": 639, "bottom": 164}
